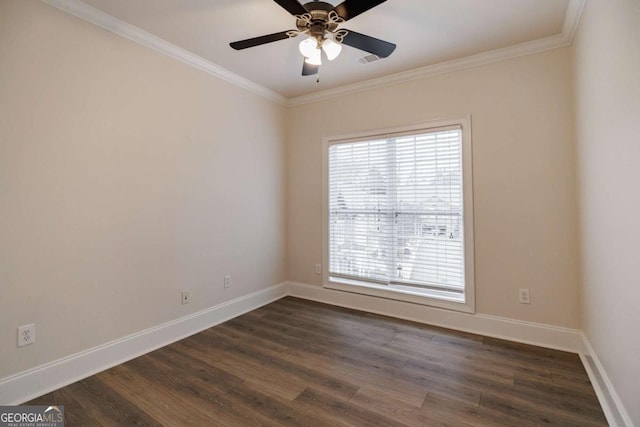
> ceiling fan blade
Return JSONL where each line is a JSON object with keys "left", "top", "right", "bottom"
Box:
{"left": 341, "top": 29, "right": 396, "bottom": 58}
{"left": 273, "top": 0, "right": 308, "bottom": 16}
{"left": 230, "top": 31, "right": 294, "bottom": 50}
{"left": 302, "top": 60, "right": 319, "bottom": 76}
{"left": 332, "top": 0, "right": 387, "bottom": 21}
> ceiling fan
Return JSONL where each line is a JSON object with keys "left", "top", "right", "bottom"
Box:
{"left": 229, "top": 0, "right": 396, "bottom": 77}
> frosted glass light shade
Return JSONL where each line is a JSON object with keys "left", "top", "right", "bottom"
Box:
{"left": 299, "top": 37, "right": 318, "bottom": 58}
{"left": 322, "top": 38, "right": 342, "bottom": 61}
{"left": 304, "top": 47, "right": 322, "bottom": 65}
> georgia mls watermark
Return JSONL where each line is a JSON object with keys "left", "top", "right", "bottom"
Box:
{"left": 0, "top": 406, "right": 64, "bottom": 427}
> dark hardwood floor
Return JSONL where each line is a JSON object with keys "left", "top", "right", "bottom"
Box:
{"left": 28, "top": 297, "right": 607, "bottom": 426}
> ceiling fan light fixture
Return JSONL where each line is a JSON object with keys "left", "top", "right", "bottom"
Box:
{"left": 322, "top": 38, "right": 342, "bottom": 61}
{"left": 229, "top": 0, "right": 397, "bottom": 78}
{"left": 304, "top": 47, "right": 322, "bottom": 66}
{"left": 299, "top": 36, "right": 319, "bottom": 58}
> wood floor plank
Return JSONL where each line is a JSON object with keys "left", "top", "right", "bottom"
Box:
{"left": 222, "top": 314, "right": 332, "bottom": 355}
{"left": 258, "top": 308, "right": 397, "bottom": 345}
{"left": 226, "top": 386, "right": 341, "bottom": 427}
{"left": 200, "top": 329, "right": 360, "bottom": 399}
{"left": 97, "top": 365, "right": 227, "bottom": 427}
{"left": 144, "top": 347, "right": 320, "bottom": 426}
{"left": 397, "top": 365, "right": 484, "bottom": 406}
{"left": 551, "top": 366, "right": 599, "bottom": 392}
{"left": 480, "top": 391, "right": 607, "bottom": 426}
{"left": 25, "top": 297, "right": 607, "bottom": 426}
{"left": 279, "top": 297, "right": 437, "bottom": 339}
{"left": 173, "top": 339, "right": 308, "bottom": 401}
{"left": 147, "top": 344, "right": 245, "bottom": 391}
{"left": 294, "top": 387, "right": 407, "bottom": 427}
{"left": 404, "top": 357, "right": 515, "bottom": 388}
{"left": 29, "top": 388, "right": 104, "bottom": 426}
{"left": 510, "top": 375, "right": 607, "bottom": 421}
{"left": 214, "top": 322, "right": 321, "bottom": 368}
{"left": 296, "top": 350, "right": 430, "bottom": 407}
{"left": 214, "top": 319, "right": 430, "bottom": 407}
{"left": 351, "top": 387, "right": 465, "bottom": 427}
{"left": 430, "top": 333, "right": 582, "bottom": 377}
{"left": 61, "top": 377, "right": 160, "bottom": 427}
{"left": 514, "top": 373, "right": 602, "bottom": 406}
{"left": 337, "top": 337, "right": 411, "bottom": 370}
{"left": 480, "top": 336, "right": 587, "bottom": 374}
{"left": 375, "top": 337, "right": 517, "bottom": 380}
{"left": 421, "top": 393, "right": 541, "bottom": 427}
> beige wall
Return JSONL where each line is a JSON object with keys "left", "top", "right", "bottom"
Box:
{"left": 287, "top": 48, "right": 580, "bottom": 328}
{"left": 573, "top": 0, "right": 640, "bottom": 423}
{"left": 9, "top": 0, "right": 632, "bottom": 411}
{"left": 0, "top": 1, "right": 286, "bottom": 379}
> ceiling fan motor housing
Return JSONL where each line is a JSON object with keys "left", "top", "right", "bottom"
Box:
{"left": 297, "top": 1, "right": 341, "bottom": 40}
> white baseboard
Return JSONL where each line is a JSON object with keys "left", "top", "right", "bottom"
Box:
{"left": 580, "top": 335, "right": 633, "bottom": 427}
{"left": 0, "top": 283, "right": 287, "bottom": 405}
{"left": 288, "top": 282, "right": 636, "bottom": 424}
{"left": 4, "top": 278, "right": 627, "bottom": 427}
{"left": 287, "top": 281, "right": 583, "bottom": 353}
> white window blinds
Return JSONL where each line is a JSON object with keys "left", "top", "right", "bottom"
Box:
{"left": 328, "top": 126, "right": 465, "bottom": 294}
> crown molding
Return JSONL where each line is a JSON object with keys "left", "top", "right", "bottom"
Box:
{"left": 287, "top": 0, "right": 587, "bottom": 106}
{"left": 287, "top": 34, "right": 568, "bottom": 106}
{"left": 39, "top": 0, "right": 287, "bottom": 106}
{"left": 40, "top": 0, "right": 585, "bottom": 108}
{"left": 564, "top": 0, "right": 588, "bottom": 41}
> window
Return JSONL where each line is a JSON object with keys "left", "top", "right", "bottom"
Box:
{"left": 324, "top": 118, "right": 475, "bottom": 312}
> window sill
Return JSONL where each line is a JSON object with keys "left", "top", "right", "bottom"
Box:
{"left": 324, "top": 276, "right": 475, "bottom": 314}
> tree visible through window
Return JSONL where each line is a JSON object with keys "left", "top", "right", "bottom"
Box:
{"left": 328, "top": 125, "right": 470, "bottom": 302}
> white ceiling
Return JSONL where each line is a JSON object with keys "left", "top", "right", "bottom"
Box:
{"left": 78, "top": 0, "right": 572, "bottom": 99}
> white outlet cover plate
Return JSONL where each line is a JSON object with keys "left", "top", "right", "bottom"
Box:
{"left": 17, "top": 324, "right": 35, "bottom": 347}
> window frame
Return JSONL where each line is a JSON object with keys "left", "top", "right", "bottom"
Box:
{"left": 322, "top": 117, "right": 476, "bottom": 313}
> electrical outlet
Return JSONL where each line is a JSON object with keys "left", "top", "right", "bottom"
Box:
{"left": 519, "top": 288, "right": 531, "bottom": 304}
{"left": 17, "top": 324, "right": 35, "bottom": 347}
{"left": 315, "top": 264, "right": 321, "bottom": 274}
{"left": 181, "top": 291, "right": 190, "bottom": 305}
{"left": 224, "top": 275, "right": 231, "bottom": 288}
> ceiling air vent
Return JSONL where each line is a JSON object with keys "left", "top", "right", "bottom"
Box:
{"left": 357, "top": 54, "right": 381, "bottom": 64}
